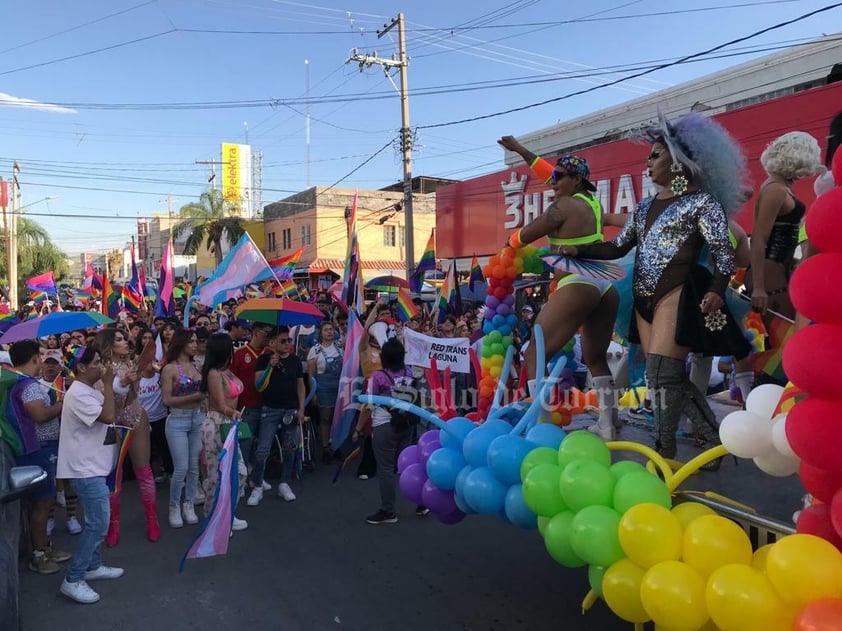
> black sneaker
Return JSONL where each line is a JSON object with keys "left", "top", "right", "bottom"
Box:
{"left": 627, "top": 406, "right": 654, "bottom": 421}
{"left": 366, "top": 510, "right": 398, "bottom": 525}
{"left": 415, "top": 505, "right": 431, "bottom": 517}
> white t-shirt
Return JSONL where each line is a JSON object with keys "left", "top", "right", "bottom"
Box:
{"left": 57, "top": 381, "right": 113, "bottom": 479}
{"left": 307, "top": 343, "right": 342, "bottom": 374}
{"left": 138, "top": 373, "right": 168, "bottom": 422}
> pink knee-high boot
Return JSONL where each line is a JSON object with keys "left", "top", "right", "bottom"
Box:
{"left": 105, "top": 493, "right": 120, "bottom": 547}
{"left": 134, "top": 465, "right": 160, "bottom": 542}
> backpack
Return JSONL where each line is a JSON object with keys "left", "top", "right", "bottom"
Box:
{"left": 379, "top": 369, "right": 421, "bottom": 431}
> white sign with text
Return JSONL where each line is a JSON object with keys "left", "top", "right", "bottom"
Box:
{"left": 403, "top": 328, "right": 471, "bottom": 374}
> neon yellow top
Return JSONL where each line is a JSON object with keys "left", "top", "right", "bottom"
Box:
{"left": 547, "top": 193, "right": 603, "bottom": 246}
{"left": 728, "top": 228, "right": 738, "bottom": 251}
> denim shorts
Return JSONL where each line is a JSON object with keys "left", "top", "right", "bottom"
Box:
{"left": 15, "top": 440, "right": 58, "bottom": 501}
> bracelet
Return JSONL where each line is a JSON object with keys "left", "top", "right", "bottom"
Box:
{"left": 509, "top": 229, "right": 526, "bottom": 249}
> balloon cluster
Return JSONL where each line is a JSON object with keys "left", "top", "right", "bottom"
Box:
{"left": 778, "top": 149, "right": 842, "bottom": 552}
{"left": 478, "top": 244, "right": 544, "bottom": 419}
{"left": 718, "top": 384, "right": 800, "bottom": 478}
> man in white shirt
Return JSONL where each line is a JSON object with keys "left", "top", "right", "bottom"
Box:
{"left": 56, "top": 346, "right": 125, "bottom": 605}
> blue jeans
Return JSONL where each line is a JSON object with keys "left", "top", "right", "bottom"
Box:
{"left": 165, "top": 408, "right": 205, "bottom": 506}
{"left": 250, "top": 407, "right": 296, "bottom": 486}
{"left": 67, "top": 477, "right": 110, "bottom": 583}
{"left": 240, "top": 407, "right": 263, "bottom": 470}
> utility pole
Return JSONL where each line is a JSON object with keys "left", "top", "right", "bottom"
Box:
{"left": 195, "top": 159, "right": 229, "bottom": 186}
{"left": 347, "top": 13, "right": 414, "bottom": 279}
{"left": 8, "top": 162, "right": 20, "bottom": 309}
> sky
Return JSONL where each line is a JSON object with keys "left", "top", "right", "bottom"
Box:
{"left": 2, "top": 0, "right": 840, "bottom": 257}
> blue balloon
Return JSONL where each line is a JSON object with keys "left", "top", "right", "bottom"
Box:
{"left": 426, "top": 447, "right": 466, "bottom": 490}
{"left": 454, "top": 465, "right": 476, "bottom": 512}
{"left": 526, "top": 423, "right": 567, "bottom": 450}
{"left": 487, "top": 435, "right": 534, "bottom": 485}
{"left": 462, "top": 421, "right": 510, "bottom": 467}
{"left": 498, "top": 324, "right": 512, "bottom": 336}
{"left": 504, "top": 484, "right": 538, "bottom": 529}
{"left": 454, "top": 488, "right": 476, "bottom": 515}
{"left": 492, "top": 314, "right": 505, "bottom": 327}
{"left": 483, "top": 321, "right": 494, "bottom": 334}
{"left": 440, "top": 417, "right": 476, "bottom": 451}
{"left": 462, "top": 467, "right": 507, "bottom": 515}
{"left": 506, "top": 313, "right": 518, "bottom": 327}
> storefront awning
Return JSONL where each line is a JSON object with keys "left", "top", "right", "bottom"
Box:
{"left": 307, "top": 258, "right": 407, "bottom": 274}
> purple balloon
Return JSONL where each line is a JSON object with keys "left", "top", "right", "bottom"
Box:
{"left": 483, "top": 307, "right": 495, "bottom": 321}
{"left": 399, "top": 463, "right": 427, "bottom": 505}
{"left": 418, "top": 430, "right": 441, "bottom": 450}
{"left": 419, "top": 440, "right": 442, "bottom": 468}
{"left": 422, "top": 479, "right": 459, "bottom": 516}
{"left": 486, "top": 295, "right": 500, "bottom": 309}
{"left": 437, "top": 509, "right": 467, "bottom": 525}
{"left": 496, "top": 303, "right": 511, "bottom": 316}
{"left": 397, "top": 445, "right": 420, "bottom": 474}
{"left": 502, "top": 294, "right": 515, "bottom": 307}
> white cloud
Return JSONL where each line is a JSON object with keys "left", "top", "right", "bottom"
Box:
{"left": 0, "top": 92, "right": 76, "bottom": 114}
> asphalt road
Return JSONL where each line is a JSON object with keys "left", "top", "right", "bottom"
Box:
{"left": 19, "top": 403, "right": 804, "bottom": 631}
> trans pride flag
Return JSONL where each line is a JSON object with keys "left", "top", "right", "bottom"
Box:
{"left": 180, "top": 422, "right": 240, "bottom": 570}
{"left": 330, "top": 311, "right": 364, "bottom": 447}
{"left": 193, "top": 234, "right": 276, "bottom": 307}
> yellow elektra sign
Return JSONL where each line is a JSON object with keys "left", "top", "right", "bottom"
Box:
{"left": 221, "top": 142, "right": 241, "bottom": 204}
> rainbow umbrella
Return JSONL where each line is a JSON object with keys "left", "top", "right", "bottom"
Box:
{"left": 234, "top": 298, "right": 325, "bottom": 327}
{"left": 0, "top": 311, "right": 114, "bottom": 344}
{"left": 364, "top": 275, "right": 409, "bottom": 293}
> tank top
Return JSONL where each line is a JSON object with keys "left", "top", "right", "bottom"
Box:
{"left": 547, "top": 192, "right": 603, "bottom": 247}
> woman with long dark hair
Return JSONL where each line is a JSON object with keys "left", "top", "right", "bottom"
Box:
{"left": 307, "top": 321, "right": 342, "bottom": 463}
{"left": 200, "top": 333, "right": 248, "bottom": 531}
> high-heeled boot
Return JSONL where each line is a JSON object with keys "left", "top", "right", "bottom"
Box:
{"left": 105, "top": 493, "right": 120, "bottom": 547}
{"left": 135, "top": 465, "right": 161, "bottom": 542}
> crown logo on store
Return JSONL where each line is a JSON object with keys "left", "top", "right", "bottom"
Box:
{"left": 501, "top": 172, "right": 527, "bottom": 195}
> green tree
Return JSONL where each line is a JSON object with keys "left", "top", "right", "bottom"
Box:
{"left": 172, "top": 189, "right": 245, "bottom": 268}
{"left": 0, "top": 217, "right": 69, "bottom": 298}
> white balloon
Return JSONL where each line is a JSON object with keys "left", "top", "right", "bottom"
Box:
{"left": 770, "top": 413, "right": 798, "bottom": 459}
{"left": 719, "top": 410, "right": 774, "bottom": 458}
{"left": 745, "top": 384, "right": 785, "bottom": 420}
{"left": 754, "top": 449, "right": 800, "bottom": 477}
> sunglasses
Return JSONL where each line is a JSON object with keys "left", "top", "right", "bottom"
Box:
{"left": 550, "top": 170, "right": 570, "bottom": 183}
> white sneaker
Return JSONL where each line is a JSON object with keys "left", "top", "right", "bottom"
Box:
{"left": 66, "top": 516, "right": 82, "bottom": 535}
{"left": 261, "top": 480, "right": 272, "bottom": 492}
{"left": 182, "top": 501, "right": 198, "bottom": 525}
{"left": 193, "top": 487, "right": 206, "bottom": 505}
{"left": 232, "top": 516, "right": 248, "bottom": 531}
{"left": 60, "top": 579, "right": 100, "bottom": 604}
{"left": 278, "top": 483, "right": 296, "bottom": 502}
{"left": 168, "top": 505, "right": 183, "bottom": 528}
{"left": 46, "top": 517, "right": 55, "bottom": 537}
{"left": 246, "top": 487, "right": 263, "bottom": 506}
{"left": 587, "top": 423, "right": 615, "bottom": 442}
{"left": 56, "top": 490, "right": 66, "bottom": 507}
{"left": 84, "top": 565, "right": 124, "bottom": 581}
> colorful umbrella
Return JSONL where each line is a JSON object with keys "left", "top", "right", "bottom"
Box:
{"left": 234, "top": 298, "right": 325, "bottom": 327}
{"left": 0, "top": 311, "right": 114, "bottom": 344}
{"left": 364, "top": 275, "right": 409, "bottom": 293}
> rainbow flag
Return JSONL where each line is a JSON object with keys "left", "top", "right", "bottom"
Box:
{"left": 410, "top": 229, "right": 436, "bottom": 293}
{"left": 29, "top": 291, "right": 48, "bottom": 303}
{"left": 72, "top": 290, "right": 91, "bottom": 308}
{"left": 101, "top": 276, "right": 121, "bottom": 319}
{"left": 122, "top": 284, "right": 142, "bottom": 313}
{"left": 751, "top": 311, "right": 794, "bottom": 382}
{"left": 268, "top": 245, "right": 304, "bottom": 281}
{"left": 26, "top": 271, "right": 57, "bottom": 295}
{"left": 468, "top": 253, "right": 484, "bottom": 291}
{"left": 437, "top": 260, "right": 461, "bottom": 324}
{"left": 395, "top": 286, "right": 419, "bottom": 322}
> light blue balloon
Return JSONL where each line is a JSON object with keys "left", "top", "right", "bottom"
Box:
{"left": 426, "top": 447, "right": 466, "bottom": 491}
{"left": 462, "top": 467, "right": 507, "bottom": 515}
{"left": 440, "top": 417, "right": 476, "bottom": 451}
{"left": 454, "top": 465, "right": 476, "bottom": 513}
{"left": 526, "top": 423, "right": 567, "bottom": 450}
{"left": 454, "top": 488, "right": 476, "bottom": 515}
{"left": 504, "top": 484, "right": 538, "bottom": 530}
{"left": 462, "top": 421, "right": 510, "bottom": 468}
{"left": 483, "top": 320, "right": 494, "bottom": 335}
{"left": 487, "top": 435, "right": 534, "bottom": 485}
{"left": 506, "top": 313, "right": 518, "bottom": 327}
{"left": 492, "top": 314, "right": 505, "bottom": 327}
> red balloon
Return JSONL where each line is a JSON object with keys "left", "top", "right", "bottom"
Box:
{"left": 786, "top": 398, "right": 842, "bottom": 471}
{"left": 790, "top": 253, "right": 842, "bottom": 323}
{"left": 793, "top": 598, "right": 842, "bottom": 631}
{"left": 784, "top": 325, "right": 842, "bottom": 399}
{"left": 833, "top": 146, "right": 842, "bottom": 185}
{"left": 796, "top": 504, "right": 842, "bottom": 551}
{"left": 800, "top": 460, "right": 842, "bottom": 504}
{"left": 833, "top": 488, "right": 842, "bottom": 541}
{"left": 494, "top": 286, "right": 507, "bottom": 300}
{"left": 805, "top": 187, "right": 842, "bottom": 253}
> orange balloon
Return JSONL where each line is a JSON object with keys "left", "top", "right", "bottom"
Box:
{"left": 793, "top": 598, "right": 842, "bottom": 631}
{"left": 501, "top": 245, "right": 516, "bottom": 259}
{"left": 489, "top": 255, "right": 501, "bottom": 267}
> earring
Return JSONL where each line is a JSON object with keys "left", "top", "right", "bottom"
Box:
{"left": 669, "top": 163, "right": 688, "bottom": 195}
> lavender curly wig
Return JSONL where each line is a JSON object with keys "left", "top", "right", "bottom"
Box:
{"left": 641, "top": 112, "right": 749, "bottom": 216}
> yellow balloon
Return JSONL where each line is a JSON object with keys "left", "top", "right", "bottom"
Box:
{"left": 706, "top": 564, "right": 792, "bottom": 631}
{"left": 671, "top": 502, "right": 716, "bottom": 528}
{"left": 751, "top": 544, "right": 774, "bottom": 573}
{"left": 640, "top": 561, "right": 709, "bottom": 630}
{"left": 766, "top": 534, "right": 842, "bottom": 610}
{"left": 619, "top": 503, "right": 683, "bottom": 568}
{"left": 683, "top": 515, "right": 752, "bottom": 578}
{"left": 602, "top": 558, "right": 651, "bottom": 623}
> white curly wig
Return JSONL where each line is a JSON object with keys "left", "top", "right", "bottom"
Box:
{"left": 760, "top": 131, "right": 822, "bottom": 180}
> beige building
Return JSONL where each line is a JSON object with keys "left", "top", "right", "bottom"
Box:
{"left": 263, "top": 182, "right": 442, "bottom": 292}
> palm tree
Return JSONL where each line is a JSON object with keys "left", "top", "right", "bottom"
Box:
{"left": 172, "top": 189, "right": 245, "bottom": 268}
{"left": 0, "top": 217, "right": 69, "bottom": 297}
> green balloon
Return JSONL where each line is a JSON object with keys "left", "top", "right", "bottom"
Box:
{"left": 560, "top": 459, "right": 616, "bottom": 511}
{"left": 491, "top": 343, "right": 504, "bottom": 356}
{"left": 537, "top": 516, "right": 550, "bottom": 537}
{"left": 502, "top": 335, "right": 512, "bottom": 347}
{"left": 481, "top": 345, "right": 493, "bottom": 358}
{"left": 570, "top": 505, "right": 625, "bottom": 568}
{"left": 609, "top": 460, "right": 648, "bottom": 481}
{"left": 588, "top": 565, "right": 606, "bottom": 599}
{"left": 522, "top": 464, "right": 567, "bottom": 517}
{"left": 558, "top": 431, "right": 612, "bottom": 469}
{"left": 520, "top": 447, "right": 559, "bottom": 481}
{"left": 612, "top": 471, "right": 672, "bottom": 514}
{"left": 488, "top": 330, "right": 502, "bottom": 343}
{"left": 543, "top": 511, "right": 586, "bottom": 568}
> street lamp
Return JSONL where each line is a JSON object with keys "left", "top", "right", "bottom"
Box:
{"left": 5, "top": 195, "right": 59, "bottom": 308}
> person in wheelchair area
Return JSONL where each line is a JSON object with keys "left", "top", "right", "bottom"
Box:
{"left": 250, "top": 326, "right": 306, "bottom": 505}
